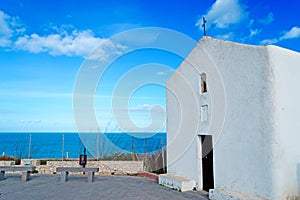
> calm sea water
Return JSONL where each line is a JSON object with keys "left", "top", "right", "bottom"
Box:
{"left": 0, "top": 132, "right": 166, "bottom": 159}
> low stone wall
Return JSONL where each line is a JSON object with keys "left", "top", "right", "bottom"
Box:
{"left": 0, "top": 159, "right": 144, "bottom": 175}
{"left": 35, "top": 160, "right": 143, "bottom": 175}
{"left": 0, "top": 160, "right": 15, "bottom": 166}
{"left": 21, "top": 159, "right": 39, "bottom": 166}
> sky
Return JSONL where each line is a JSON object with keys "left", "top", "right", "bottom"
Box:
{"left": 0, "top": 0, "right": 299, "bottom": 132}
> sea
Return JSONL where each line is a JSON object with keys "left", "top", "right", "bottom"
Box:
{"left": 0, "top": 132, "right": 166, "bottom": 159}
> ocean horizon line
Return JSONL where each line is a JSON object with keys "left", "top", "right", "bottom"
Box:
{"left": 0, "top": 131, "right": 166, "bottom": 134}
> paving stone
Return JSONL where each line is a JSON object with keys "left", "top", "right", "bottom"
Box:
{"left": 0, "top": 174, "right": 208, "bottom": 200}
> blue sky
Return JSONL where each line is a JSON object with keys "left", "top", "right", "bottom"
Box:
{"left": 0, "top": 0, "right": 299, "bottom": 132}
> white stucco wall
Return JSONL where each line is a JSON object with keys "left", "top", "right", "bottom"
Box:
{"left": 166, "top": 62, "right": 201, "bottom": 185}
{"left": 204, "top": 38, "right": 275, "bottom": 199}
{"left": 268, "top": 45, "right": 300, "bottom": 199}
{"left": 167, "top": 37, "right": 300, "bottom": 199}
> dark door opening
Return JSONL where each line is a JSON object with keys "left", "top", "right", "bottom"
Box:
{"left": 201, "top": 135, "right": 214, "bottom": 191}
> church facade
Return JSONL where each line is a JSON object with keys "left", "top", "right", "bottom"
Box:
{"left": 166, "top": 37, "right": 300, "bottom": 199}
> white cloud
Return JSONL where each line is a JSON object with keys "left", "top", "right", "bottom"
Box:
{"left": 0, "top": 10, "right": 126, "bottom": 58}
{"left": 215, "top": 28, "right": 261, "bottom": 43}
{"left": 196, "top": 0, "right": 248, "bottom": 29}
{"left": 14, "top": 30, "right": 106, "bottom": 57}
{"left": 130, "top": 104, "right": 153, "bottom": 112}
{"left": 0, "top": 10, "right": 24, "bottom": 47}
{"left": 259, "top": 12, "right": 274, "bottom": 25}
{"left": 14, "top": 28, "right": 127, "bottom": 58}
{"left": 43, "top": 23, "right": 75, "bottom": 33}
{"left": 248, "top": 19, "right": 254, "bottom": 28}
{"left": 260, "top": 26, "right": 300, "bottom": 45}
{"left": 249, "top": 29, "right": 261, "bottom": 37}
{"left": 157, "top": 71, "right": 166, "bottom": 75}
{"left": 87, "top": 39, "right": 127, "bottom": 61}
{"left": 215, "top": 32, "right": 236, "bottom": 40}
{"left": 13, "top": 27, "right": 127, "bottom": 59}
{"left": 280, "top": 26, "right": 300, "bottom": 40}
{"left": 260, "top": 38, "right": 279, "bottom": 45}
{"left": 195, "top": 1, "right": 276, "bottom": 44}
{"left": 0, "top": 11, "right": 13, "bottom": 46}
{"left": 19, "top": 119, "right": 42, "bottom": 124}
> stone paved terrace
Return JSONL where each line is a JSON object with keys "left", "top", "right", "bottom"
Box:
{"left": 0, "top": 174, "right": 209, "bottom": 200}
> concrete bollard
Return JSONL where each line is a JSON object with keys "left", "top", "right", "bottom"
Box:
{"left": 60, "top": 171, "right": 69, "bottom": 182}
{"left": 21, "top": 171, "right": 30, "bottom": 182}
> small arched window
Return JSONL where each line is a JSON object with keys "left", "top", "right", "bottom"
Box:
{"left": 200, "top": 73, "right": 207, "bottom": 94}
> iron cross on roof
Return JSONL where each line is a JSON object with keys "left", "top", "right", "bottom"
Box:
{"left": 202, "top": 17, "right": 207, "bottom": 36}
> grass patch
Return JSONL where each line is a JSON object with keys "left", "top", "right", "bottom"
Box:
{"left": 39, "top": 160, "right": 47, "bottom": 165}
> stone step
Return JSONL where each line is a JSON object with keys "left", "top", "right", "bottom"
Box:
{"left": 158, "top": 174, "right": 196, "bottom": 192}
{"left": 209, "top": 189, "right": 259, "bottom": 200}
{"left": 138, "top": 171, "right": 159, "bottom": 182}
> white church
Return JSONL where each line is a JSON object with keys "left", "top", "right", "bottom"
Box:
{"left": 159, "top": 37, "right": 300, "bottom": 200}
